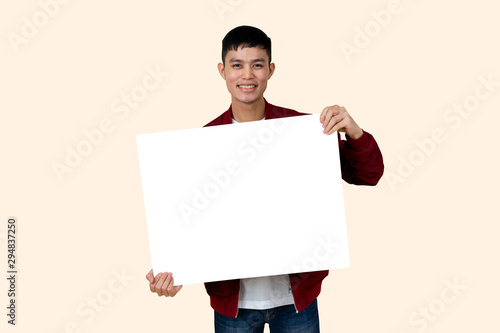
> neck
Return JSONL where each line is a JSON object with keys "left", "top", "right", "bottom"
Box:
{"left": 231, "top": 98, "right": 266, "bottom": 122}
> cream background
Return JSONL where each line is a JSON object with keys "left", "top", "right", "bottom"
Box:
{"left": 1, "top": 0, "right": 499, "bottom": 332}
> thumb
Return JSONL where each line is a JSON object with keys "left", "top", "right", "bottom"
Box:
{"left": 146, "top": 269, "right": 154, "bottom": 284}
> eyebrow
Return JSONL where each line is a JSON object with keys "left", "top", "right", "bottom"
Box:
{"left": 228, "top": 58, "right": 266, "bottom": 63}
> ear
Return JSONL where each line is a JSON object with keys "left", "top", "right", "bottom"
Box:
{"left": 268, "top": 62, "right": 276, "bottom": 79}
{"left": 217, "top": 62, "right": 225, "bottom": 80}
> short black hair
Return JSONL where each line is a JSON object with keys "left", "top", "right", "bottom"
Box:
{"left": 222, "top": 25, "right": 272, "bottom": 65}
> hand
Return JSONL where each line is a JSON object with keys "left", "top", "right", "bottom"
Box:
{"left": 146, "top": 269, "right": 183, "bottom": 297}
{"left": 319, "top": 105, "right": 363, "bottom": 139}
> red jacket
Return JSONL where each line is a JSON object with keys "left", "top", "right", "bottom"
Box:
{"left": 203, "top": 99, "right": 384, "bottom": 318}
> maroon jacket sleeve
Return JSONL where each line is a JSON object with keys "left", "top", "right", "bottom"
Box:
{"left": 338, "top": 130, "right": 384, "bottom": 185}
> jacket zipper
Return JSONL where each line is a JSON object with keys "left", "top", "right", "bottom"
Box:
{"left": 289, "top": 278, "right": 298, "bottom": 313}
{"left": 235, "top": 281, "right": 240, "bottom": 318}
{"left": 292, "top": 289, "right": 298, "bottom": 313}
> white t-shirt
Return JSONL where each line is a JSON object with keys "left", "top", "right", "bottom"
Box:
{"left": 232, "top": 116, "right": 295, "bottom": 310}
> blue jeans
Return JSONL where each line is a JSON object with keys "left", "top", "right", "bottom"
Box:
{"left": 214, "top": 299, "right": 320, "bottom": 333}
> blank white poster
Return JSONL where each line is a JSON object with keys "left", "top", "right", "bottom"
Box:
{"left": 136, "top": 114, "right": 349, "bottom": 286}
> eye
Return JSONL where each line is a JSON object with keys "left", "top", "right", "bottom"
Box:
{"left": 232, "top": 64, "right": 241, "bottom": 68}
{"left": 254, "top": 64, "right": 263, "bottom": 68}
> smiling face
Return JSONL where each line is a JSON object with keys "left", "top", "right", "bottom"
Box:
{"left": 218, "top": 46, "right": 275, "bottom": 108}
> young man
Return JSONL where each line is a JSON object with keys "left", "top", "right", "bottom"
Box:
{"left": 146, "top": 25, "right": 384, "bottom": 332}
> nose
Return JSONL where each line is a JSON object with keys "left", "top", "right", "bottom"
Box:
{"left": 242, "top": 65, "right": 254, "bottom": 79}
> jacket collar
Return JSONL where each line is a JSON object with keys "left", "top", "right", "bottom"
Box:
{"left": 221, "top": 98, "right": 281, "bottom": 125}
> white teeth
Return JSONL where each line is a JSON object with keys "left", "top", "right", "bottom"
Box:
{"left": 239, "top": 85, "right": 255, "bottom": 88}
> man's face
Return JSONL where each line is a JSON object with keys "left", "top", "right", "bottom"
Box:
{"left": 218, "top": 46, "right": 275, "bottom": 106}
